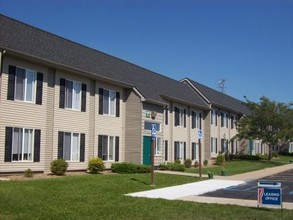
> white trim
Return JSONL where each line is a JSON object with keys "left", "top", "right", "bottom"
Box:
{"left": 133, "top": 87, "right": 146, "bottom": 101}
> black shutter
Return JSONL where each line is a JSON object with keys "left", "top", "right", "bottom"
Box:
{"left": 191, "top": 111, "right": 195, "bottom": 129}
{"left": 59, "top": 78, "right": 66, "bottom": 108}
{"left": 58, "top": 132, "right": 64, "bottom": 159}
{"left": 5, "top": 127, "right": 13, "bottom": 162}
{"left": 33, "top": 129, "right": 41, "bottom": 162}
{"left": 184, "top": 142, "right": 186, "bottom": 160}
{"left": 36, "top": 73, "right": 43, "bottom": 105}
{"left": 116, "top": 92, "right": 120, "bottom": 117}
{"left": 7, "top": 66, "right": 16, "bottom": 100}
{"left": 98, "top": 135, "right": 103, "bottom": 158}
{"left": 174, "top": 107, "right": 179, "bottom": 126}
{"left": 174, "top": 141, "right": 178, "bottom": 160}
{"left": 199, "top": 113, "right": 202, "bottom": 129}
{"left": 184, "top": 109, "right": 186, "bottom": 128}
{"left": 99, "top": 88, "right": 103, "bottom": 115}
{"left": 80, "top": 133, "right": 85, "bottom": 162}
{"left": 81, "top": 84, "right": 87, "bottom": 112}
{"left": 192, "top": 143, "right": 195, "bottom": 160}
{"left": 165, "top": 140, "right": 168, "bottom": 161}
{"left": 115, "top": 136, "right": 119, "bottom": 161}
{"left": 216, "top": 138, "right": 218, "bottom": 153}
{"left": 165, "top": 108, "right": 168, "bottom": 125}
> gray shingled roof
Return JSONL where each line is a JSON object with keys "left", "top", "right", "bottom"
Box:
{"left": 0, "top": 15, "right": 209, "bottom": 109}
{"left": 184, "top": 78, "right": 250, "bottom": 115}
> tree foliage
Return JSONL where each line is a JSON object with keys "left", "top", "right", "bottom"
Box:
{"left": 236, "top": 96, "right": 293, "bottom": 161}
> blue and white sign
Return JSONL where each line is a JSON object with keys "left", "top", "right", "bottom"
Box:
{"left": 151, "top": 124, "right": 157, "bottom": 140}
{"left": 257, "top": 182, "right": 282, "bottom": 208}
{"left": 198, "top": 129, "right": 202, "bottom": 139}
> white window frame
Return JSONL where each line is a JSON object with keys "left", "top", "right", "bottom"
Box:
{"left": 176, "top": 141, "right": 184, "bottom": 160}
{"left": 103, "top": 89, "right": 116, "bottom": 116}
{"left": 179, "top": 108, "right": 185, "bottom": 127}
{"left": 65, "top": 79, "right": 81, "bottom": 111}
{"left": 211, "top": 137, "right": 217, "bottom": 154}
{"left": 211, "top": 109, "right": 217, "bottom": 126}
{"left": 155, "top": 137, "right": 162, "bottom": 156}
{"left": 12, "top": 127, "right": 34, "bottom": 162}
{"left": 63, "top": 132, "right": 80, "bottom": 162}
{"left": 15, "top": 67, "right": 36, "bottom": 103}
{"left": 102, "top": 135, "right": 116, "bottom": 161}
{"left": 221, "top": 112, "right": 229, "bottom": 128}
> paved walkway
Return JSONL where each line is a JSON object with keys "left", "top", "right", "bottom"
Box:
{"left": 127, "top": 163, "right": 293, "bottom": 210}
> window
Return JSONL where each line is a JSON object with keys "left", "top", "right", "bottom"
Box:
{"left": 99, "top": 88, "right": 120, "bottom": 117}
{"left": 192, "top": 111, "right": 202, "bottom": 129}
{"left": 174, "top": 141, "right": 185, "bottom": 160}
{"left": 57, "top": 132, "right": 85, "bottom": 162}
{"left": 211, "top": 137, "right": 217, "bottom": 153}
{"left": 289, "top": 143, "right": 293, "bottom": 153}
{"left": 98, "top": 135, "right": 119, "bottom": 161}
{"left": 63, "top": 132, "right": 80, "bottom": 161}
{"left": 65, "top": 80, "right": 81, "bottom": 110}
{"left": 221, "top": 138, "right": 228, "bottom": 153}
{"left": 231, "top": 140, "right": 237, "bottom": 154}
{"left": 221, "top": 112, "right": 229, "bottom": 128}
{"left": 175, "top": 107, "right": 186, "bottom": 127}
{"left": 12, "top": 128, "right": 33, "bottom": 161}
{"left": 211, "top": 109, "right": 217, "bottom": 126}
{"left": 155, "top": 137, "right": 162, "bottom": 155}
{"left": 192, "top": 142, "right": 198, "bottom": 160}
{"left": 144, "top": 122, "right": 160, "bottom": 131}
{"left": 14, "top": 67, "right": 36, "bottom": 102}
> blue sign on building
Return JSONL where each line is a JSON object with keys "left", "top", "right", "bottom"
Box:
{"left": 257, "top": 182, "right": 282, "bottom": 208}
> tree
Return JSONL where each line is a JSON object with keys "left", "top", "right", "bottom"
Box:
{"left": 236, "top": 96, "right": 293, "bottom": 161}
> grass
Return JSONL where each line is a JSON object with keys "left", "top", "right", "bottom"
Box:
{"left": 186, "top": 155, "right": 293, "bottom": 176}
{"left": 0, "top": 173, "right": 293, "bottom": 219}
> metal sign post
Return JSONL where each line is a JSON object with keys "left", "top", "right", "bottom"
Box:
{"left": 198, "top": 130, "right": 202, "bottom": 179}
{"left": 151, "top": 124, "right": 156, "bottom": 186}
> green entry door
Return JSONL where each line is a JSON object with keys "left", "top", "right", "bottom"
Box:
{"left": 143, "top": 136, "right": 152, "bottom": 165}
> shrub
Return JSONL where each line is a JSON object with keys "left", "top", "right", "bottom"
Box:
{"left": 184, "top": 159, "right": 192, "bottom": 168}
{"left": 24, "top": 168, "right": 33, "bottom": 178}
{"left": 111, "top": 162, "right": 150, "bottom": 174}
{"left": 158, "top": 163, "right": 185, "bottom": 172}
{"left": 174, "top": 159, "right": 181, "bottom": 164}
{"left": 88, "top": 157, "right": 105, "bottom": 174}
{"left": 216, "top": 154, "right": 225, "bottom": 165}
{"left": 272, "top": 152, "right": 279, "bottom": 158}
{"left": 50, "top": 159, "right": 68, "bottom": 176}
{"left": 194, "top": 161, "right": 199, "bottom": 168}
{"left": 203, "top": 159, "right": 208, "bottom": 166}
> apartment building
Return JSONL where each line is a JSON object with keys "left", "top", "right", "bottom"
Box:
{"left": 0, "top": 15, "right": 250, "bottom": 173}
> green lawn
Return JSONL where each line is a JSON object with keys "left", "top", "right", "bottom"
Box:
{"left": 186, "top": 155, "right": 293, "bottom": 176}
{"left": 1, "top": 173, "right": 292, "bottom": 219}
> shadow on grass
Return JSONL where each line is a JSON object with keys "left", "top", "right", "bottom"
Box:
{"left": 130, "top": 178, "right": 149, "bottom": 185}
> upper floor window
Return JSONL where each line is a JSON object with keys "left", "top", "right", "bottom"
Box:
{"left": 211, "top": 109, "right": 217, "bottom": 126}
{"left": 231, "top": 115, "right": 238, "bottom": 129}
{"left": 221, "top": 112, "right": 229, "bottom": 128}
{"left": 174, "top": 107, "right": 186, "bottom": 127}
{"left": 7, "top": 65, "right": 43, "bottom": 105}
{"left": 191, "top": 111, "right": 202, "bottom": 129}
{"left": 59, "top": 78, "right": 86, "bottom": 112}
{"left": 99, "top": 88, "right": 120, "bottom": 117}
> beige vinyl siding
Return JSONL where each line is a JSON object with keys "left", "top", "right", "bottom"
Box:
{"left": 88, "top": 79, "right": 96, "bottom": 160}
{"left": 124, "top": 89, "right": 142, "bottom": 163}
{"left": 95, "top": 81, "right": 124, "bottom": 168}
{"left": 203, "top": 110, "right": 211, "bottom": 162}
{"left": 53, "top": 70, "right": 90, "bottom": 171}
{"left": 142, "top": 102, "right": 164, "bottom": 165}
{"left": 0, "top": 56, "right": 48, "bottom": 172}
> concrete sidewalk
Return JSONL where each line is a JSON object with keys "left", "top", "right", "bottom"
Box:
{"left": 128, "top": 163, "right": 293, "bottom": 210}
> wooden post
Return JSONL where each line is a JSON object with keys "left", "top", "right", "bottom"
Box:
{"left": 151, "top": 138, "right": 155, "bottom": 186}
{"left": 199, "top": 138, "right": 202, "bottom": 179}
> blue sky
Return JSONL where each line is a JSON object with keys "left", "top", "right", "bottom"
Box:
{"left": 1, "top": 0, "right": 292, "bottom": 103}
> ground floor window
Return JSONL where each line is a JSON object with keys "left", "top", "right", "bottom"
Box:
{"left": 192, "top": 142, "right": 198, "bottom": 160}
{"left": 98, "top": 135, "right": 119, "bottom": 161}
{"left": 12, "top": 128, "right": 33, "bottom": 161}
{"left": 58, "top": 131, "right": 85, "bottom": 162}
{"left": 211, "top": 137, "right": 217, "bottom": 154}
{"left": 289, "top": 143, "right": 293, "bottom": 153}
{"left": 174, "top": 141, "right": 186, "bottom": 160}
{"left": 155, "top": 137, "right": 162, "bottom": 156}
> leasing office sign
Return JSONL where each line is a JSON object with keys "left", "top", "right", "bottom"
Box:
{"left": 257, "top": 182, "right": 282, "bottom": 208}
